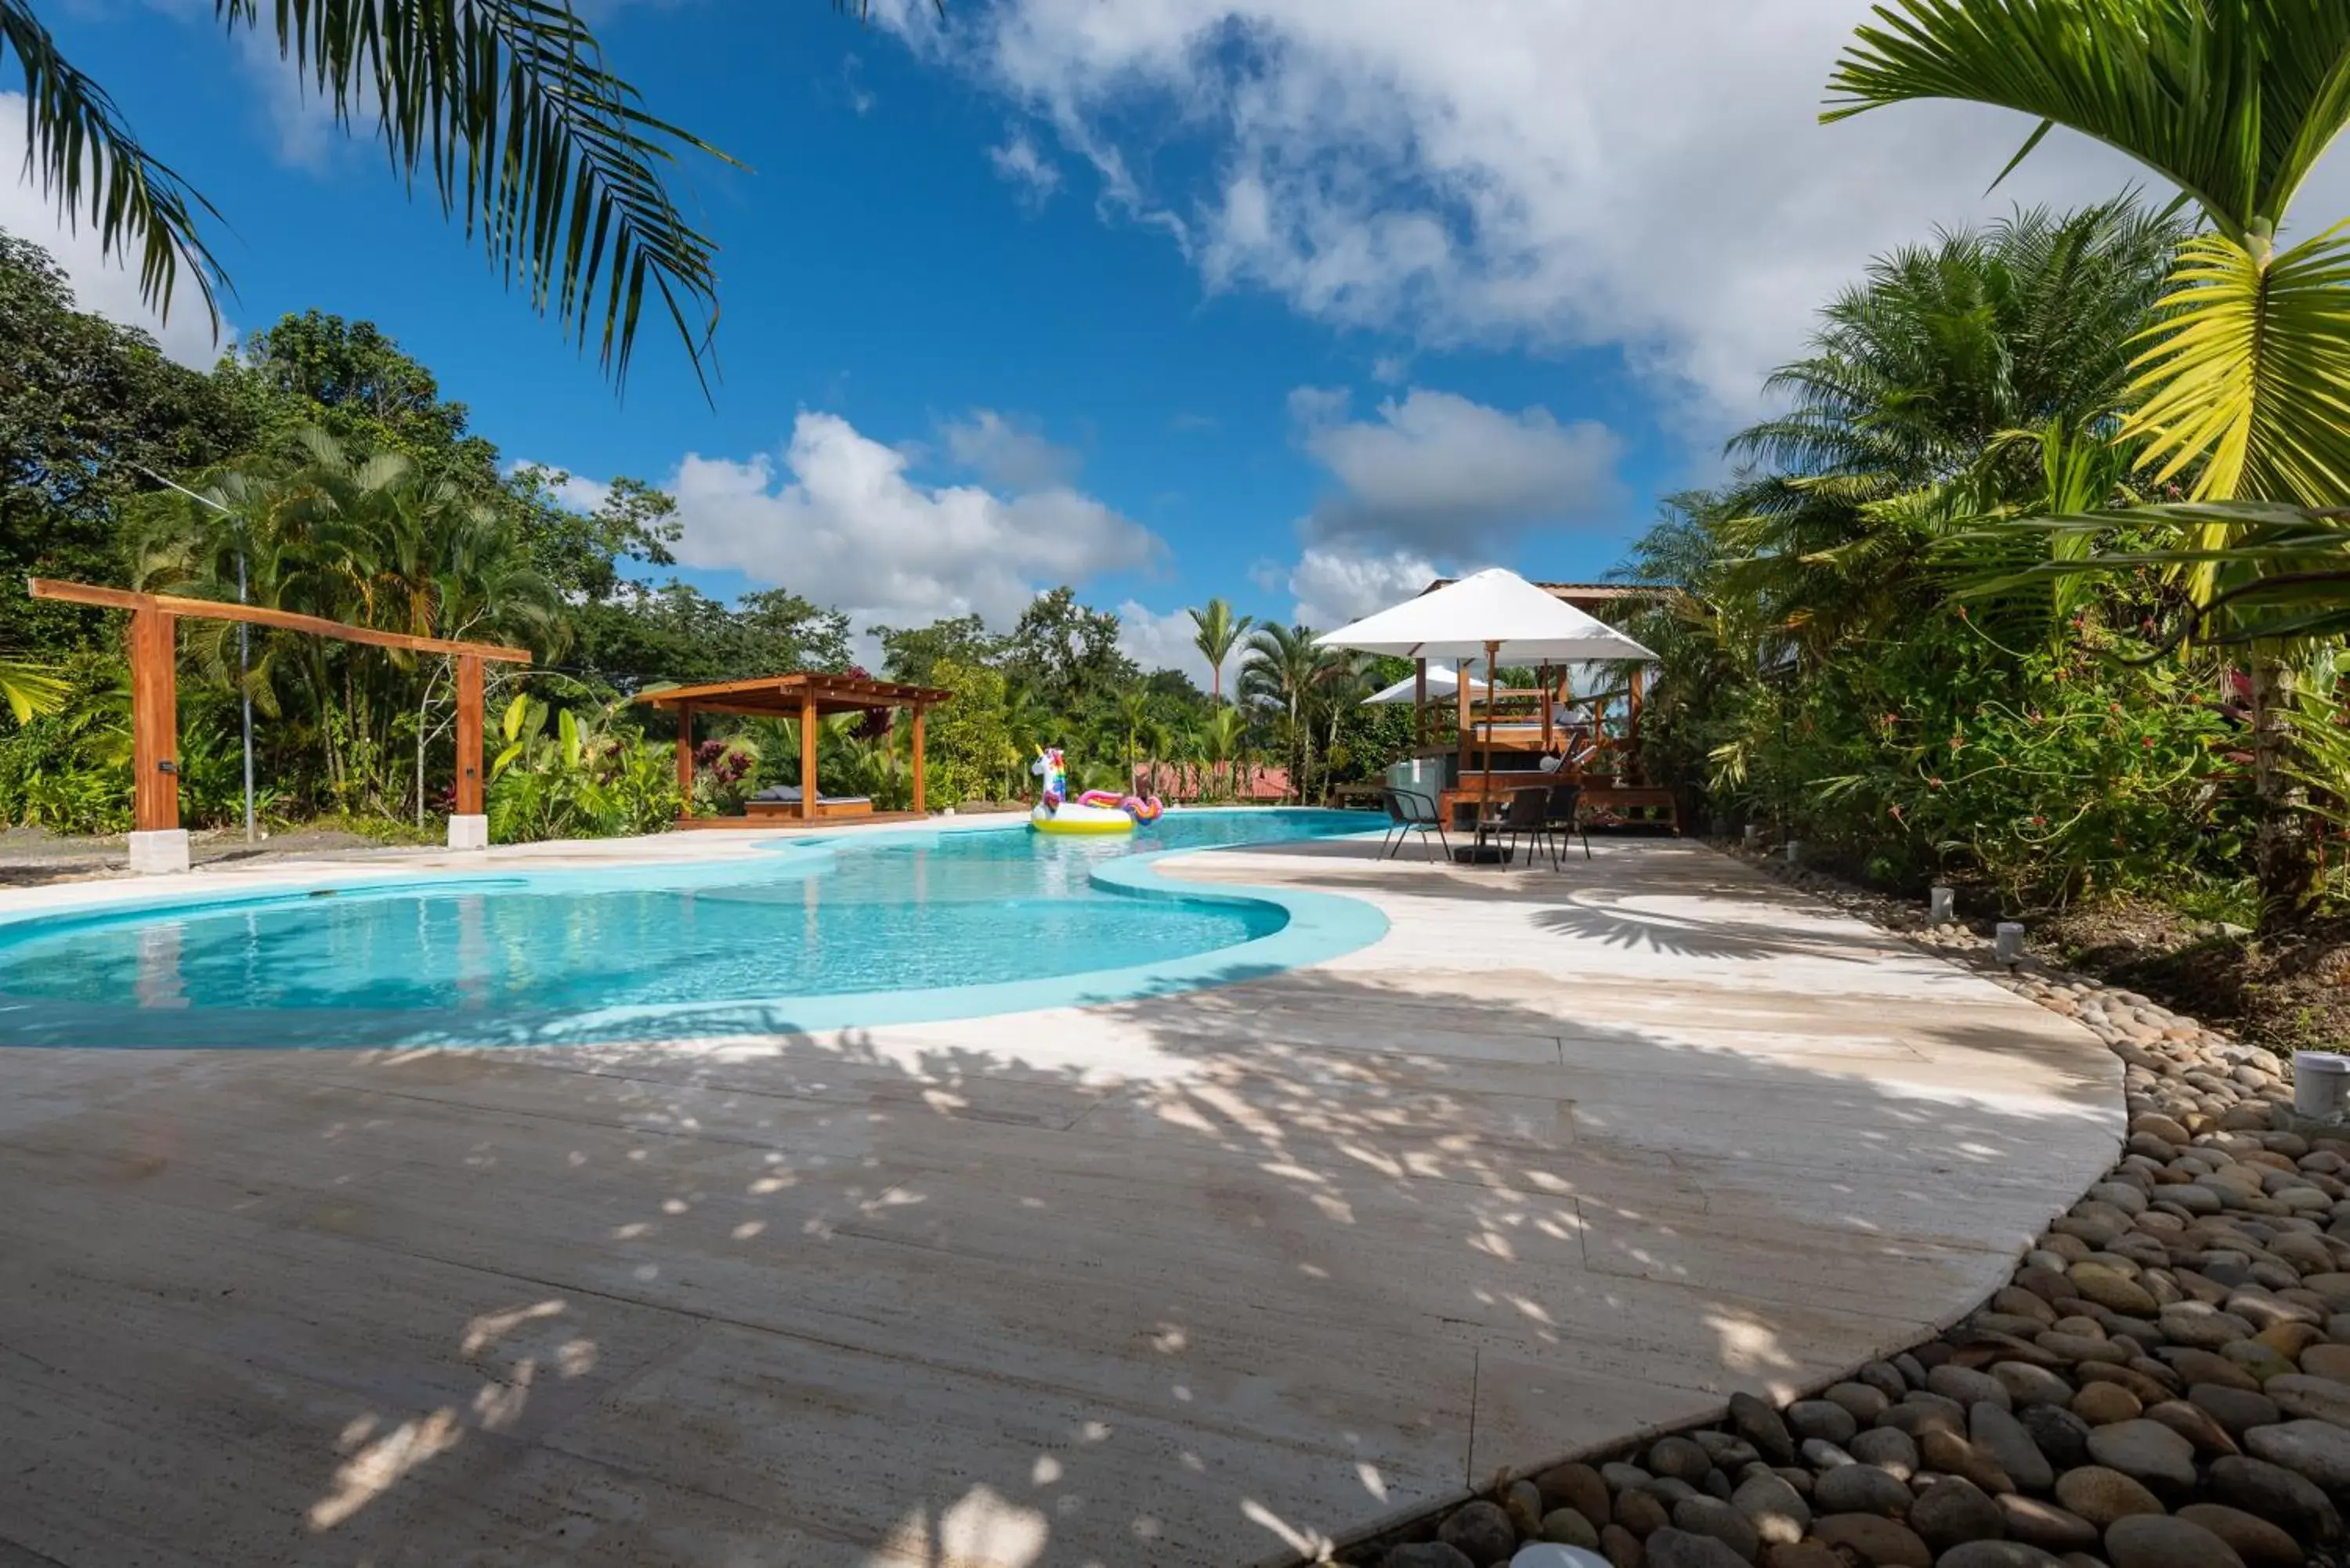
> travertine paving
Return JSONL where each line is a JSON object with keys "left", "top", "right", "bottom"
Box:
{"left": 0, "top": 830, "right": 2120, "bottom": 1566}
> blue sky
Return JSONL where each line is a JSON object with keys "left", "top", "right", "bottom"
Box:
{"left": 18, "top": 0, "right": 2334, "bottom": 677}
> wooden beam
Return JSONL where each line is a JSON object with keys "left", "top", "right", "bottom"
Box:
{"left": 127, "top": 608, "right": 179, "bottom": 833}
{"left": 910, "top": 704, "right": 926, "bottom": 815}
{"left": 454, "top": 655, "right": 484, "bottom": 816}
{"left": 799, "top": 688, "right": 819, "bottom": 824}
{"left": 27, "top": 579, "right": 532, "bottom": 663}
{"left": 674, "top": 703, "right": 695, "bottom": 818}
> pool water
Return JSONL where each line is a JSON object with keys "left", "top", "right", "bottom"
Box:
{"left": 0, "top": 810, "right": 1380, "bottom": 1046}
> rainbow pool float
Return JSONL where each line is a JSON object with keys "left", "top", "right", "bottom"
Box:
{"left": 1029, "top": 746, "right": 1164, "bottom": 835}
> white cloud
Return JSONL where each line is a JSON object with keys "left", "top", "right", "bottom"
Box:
{"left": 988, "top": 133, "right": 1063, "bottom": 204}
{"left": 654, "top": 410, "right": 1163, "bottom": 641}
{"left": 942, "top": 409, "right": 1081, "bottom": 490}
{"left": 511, "top": 462, "right": 613, "bottom": 514}
{"left": 0, "top": 94, "right": 230, "bottom": 367}
{"left": 1286, "top": 546, "right": 1438, "bottom": 630}
{"left": 877, "top": 0, "right": 2350, "bottom": 431}
{"left": 1293, "top": 387, "right": 1624, "bottom": 553}
{"left": 1115, "top": 600, "right": 1215, "bottom": 686}
{"left": 1369, "top": 354, "right": 1410, "bottom": 385}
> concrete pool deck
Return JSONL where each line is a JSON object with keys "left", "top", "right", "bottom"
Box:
{"left": 0, "top": 826, "right": 2120, "bottom": 1566}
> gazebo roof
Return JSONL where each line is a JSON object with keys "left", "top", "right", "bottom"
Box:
{"left": 632, "top": 671, "right": 950, "bottom": 718}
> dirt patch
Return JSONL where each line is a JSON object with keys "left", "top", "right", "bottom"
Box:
{"left": 0, "top": 824, "right": 436, "bottom": 887}
{"left": 2040, "top": 900, "right": 2350, "bottom": 1056}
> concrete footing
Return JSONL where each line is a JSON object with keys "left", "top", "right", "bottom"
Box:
{"left": 126, "top": 829, "right": 190, "bottom": 875}
{"left": 447, "top": 814, "right": 489, "bottom": 851}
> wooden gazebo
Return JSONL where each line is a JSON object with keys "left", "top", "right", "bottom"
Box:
{"left": 633, "top": 672, "right": 950, "bottom": 827}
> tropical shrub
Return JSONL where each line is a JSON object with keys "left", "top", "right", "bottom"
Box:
{"left": 486, "top": 695, "right": 679, "bottom": 843}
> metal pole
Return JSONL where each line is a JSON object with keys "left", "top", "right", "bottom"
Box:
{"left": 237, "top": 550, "right": 255, "bottom": 843}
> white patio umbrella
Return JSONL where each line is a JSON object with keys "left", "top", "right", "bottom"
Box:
{"left": 1361, "top": 668, "right": 1489, "bottom": 706}
{"left": 1317, "top": 569, "right": 1657, "bottom": 825}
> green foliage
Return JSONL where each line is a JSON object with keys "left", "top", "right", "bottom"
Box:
{"left": 486, "top": 694, "right": 679, "bottom": 843}
{"left": 923, "top": 659, "right": 1019, "bottom": 807}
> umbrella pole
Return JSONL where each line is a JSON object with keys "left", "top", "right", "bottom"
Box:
{"left": 1484, "top": 639, "right": 1499, "bottom": 857}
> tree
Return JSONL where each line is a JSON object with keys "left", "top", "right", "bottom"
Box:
{"left": 1, "top": 0, "right": 742, "bottom": 388}
{"left": 1825, "top": 2, "right": 2350, "bottom": 919}
{"left": 0, "top": 231, "right": 258, "bottom": 654}
{"left": 875, "top": 614, "right": 1000, "bottom": 687}
{"left": 1003, "top": 587, "right": 1137, "bottom": 716}
{"left": 924, "top": 659, "right": 1018, "bottom": 807}
{"left": 1240, "top": 623, "right": 1322, "bottom": 803}
{"left": 1188, "top": 598, "right": 1252, "bottom": 706}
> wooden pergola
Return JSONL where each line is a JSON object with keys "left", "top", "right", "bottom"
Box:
{"left": 27, "top": 579, "right": 533, "bottom": 863}
{"left": 632, "top": 672, "right": 950, "bottom": 826}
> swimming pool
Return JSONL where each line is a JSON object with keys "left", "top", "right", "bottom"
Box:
{"left": 0, "top": 810, "right": 1386, "bottom": 1047}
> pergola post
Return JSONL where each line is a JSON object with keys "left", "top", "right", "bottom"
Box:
{"left": 799, "top": 688, "right": 819, "bottom": 823}
{"left": 674, "top": 702, "right": 695, "bottom": 822}
{"left": 910, "top": 703, "right": 927, "bottom": 815}
{"left": 126, "top": 606, "right": 187, "bottom": 873}
{"left": 448, "top": 654, "right": 488, "bottom": 849}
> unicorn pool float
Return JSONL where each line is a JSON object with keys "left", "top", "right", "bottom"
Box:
{"left": 1029, "top": 746, "right": 1164, "bottom": 835}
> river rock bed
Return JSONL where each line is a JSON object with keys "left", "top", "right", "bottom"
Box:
{"left": 1331, "top": 847, "right": 2348, "bottom": 1568}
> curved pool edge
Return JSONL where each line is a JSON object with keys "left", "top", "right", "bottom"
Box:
{"left": 0, "top": 814, "right": 1393, "bottom": 1048}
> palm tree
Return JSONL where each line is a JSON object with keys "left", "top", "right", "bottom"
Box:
{"left": 1826, "top": 3, "right": 2350, "bottom": 511}
{"left": 0, "top": 0, "right": 896, "bottom": 389}
{"left": 1200, "top": 706, "right": 1245, "bottom": 803}
{"left": 1825, "top": 6, "right": 2350, "bottom": 918}
{"left": 1311, "top": 650, "right": 1372, "bottom": 803}
{"left": 1239, "top": 623, "right": 1322, "bottom": 803}
{"left": 1188, "top": 598, "right": 1253, "bottom": 707}
{"left": 1116, "top": 688, "right": 1151, "bottom": 789}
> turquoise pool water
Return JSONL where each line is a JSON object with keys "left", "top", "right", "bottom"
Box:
{"left": 0, "top": 810, "right": 1384, "bottom": 1047}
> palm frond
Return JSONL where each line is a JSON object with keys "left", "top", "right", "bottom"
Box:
{"left": 2121, "top": 222, "right": 2350, "bottom": 514}
{"left": 0, "top": 0, "right": 228, "bottom": 333}
{"left": 1824, "top": 0, "right": 2350, "bottom": 240}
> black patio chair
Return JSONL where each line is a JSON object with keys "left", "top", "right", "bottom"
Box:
{"left": 1491, "top": 786, "right": 1557, "bottom": 870}
{"left": 1543, "top": 782, "right": 1593, "bottom": 862}
{"left": 1379, "top": 789, "right": 1450, "bottom": 862}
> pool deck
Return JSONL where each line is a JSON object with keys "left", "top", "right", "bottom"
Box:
{"left": 0, "top": 824, "right": 2120, "bottom": 1567}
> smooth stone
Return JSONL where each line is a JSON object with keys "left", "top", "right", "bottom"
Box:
{"left": 1929, "top": 1365, "right": 2012, "bottom": 1411}
{"left": 2161, "top": 1302, "right": 2256, "bottom": 1347}
{"left": 1538, "top": 1510, "right": 1601, "bottom": 1551}
{"left": 1919, "top": 1429, "right": 2016, "bottom": 1494}
{"left": 2084, "top": 1419, "right": 2197, "bottom": 1492}
{"left": 2191, "top": 1383, "right": 2283, "bottom": 1436}
{"left": 1511, "top": 1548, "right": 1611, "bottom": 1568}
{"left": 2297, "top": 1342, "right": 2350, "bottom": 1382}
{"left": 1640, "top": 1527, "right": 1749, "bottom": 1568}
{"left": 1387, "top": 1546, "right": 1477, "bottom": 1568}
{"left": 1908, "top": 1476, "right": 2005, "bottom": 1555}
{"left": 1799, "top": 1439, "right": 1854, "bottom": 1470}
{"left": 1615, "top": 1490, "right": 1669, "bottom": 1538}
{"left": 1995, "top": 1494, "right": 2101, "bottom": 1551}
{"left": 2164, "top": 1349, "right": 2261, "bottom": 1392}
{"left": 1786, "top": 1399, "right": 1857, "bottom": 1447}
{"left": 1936, "top": 1547, "right": 2064, "bottom": 1568}
{"left": 2141, "top": 1397, "right": 2238, "bottom": 1457}
{"left": 1824, "top": 1382, "right": 1892, "bottom": 1425}
{"left": 1972, "top": 1402, "right": 2055, "bottom": 1491}
{"left": 2019, "top": 1404, "right": 2095, "bottom": 1471}
{"left": 1642, "top": 1479, "right": 1701, "bottom": 1507}
{"left": 1857, "top": 1361, "right": 1908, "bottom": 1400}
{"left": 1812, "top": 1461, "right": 1912, "bottom": 1518}
{"left": 1651, "top": 1436, "right": 1716, "bottom": 1483}
{"left": 1535, "top": 1464, "right": 1611, "bottom": 1530}
{"left": 2245, "top": 1418, "right": 2350, "bottom": 1490}
{"left": 1599, "top": 1526, "right": 1641, "bottom": 1568}
{"left": 1849, "top": 1425, "right": 1919, "bottom": 1480}
{"left": 1992, "top": 1363, "right": 2076, "bottom": 1409}
{"left": 1729, "top": 1392, "right": 1797, "bottom": 1467}
{"left": 1810, "top": 1514, "right": 1930, "bottom": 1567}
{"left": 1729, "top": 1473, "right": 1808, "bottom": 1548}
{"left": 2175, "top": 1503, "right": 2305, "bottom": 1567}
{"left": 1511, "top": 1549, "right": 1610, "bottom": 1568}
{"left": 2266, "top": 1373, "right": 2350, "bottom": 1425}
{"left": 2071, "top": 1263, "right": 2160, "bottom": 1317}
{"left": 2052, "top": 1466, "right": 2164, "bottom": 1528}
{"left": 1602, "top": 1464, "right": 1654, "bottom": 1496}
{"left": 2209, "top": 1455, "right": 2343, "bottom": 1542}
{"left": 1670, "top": 1496, "right": 1759, "bottom": 1564}
{"left": 1505, "top": 1480, "right": 1546, "bottom": 1539}
{"left": 1758, "top": 1547, "right": 1839, "bottom": 1568}
{"left": 1440, "top": 1501, "right": 1520, "bottom": 1566}
{"left": 2102, "top": 1514, "right": 2247, "bottom": 1568}
{"left": 2071, "top": 1382, "right": 2142, "bottom": 1425}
